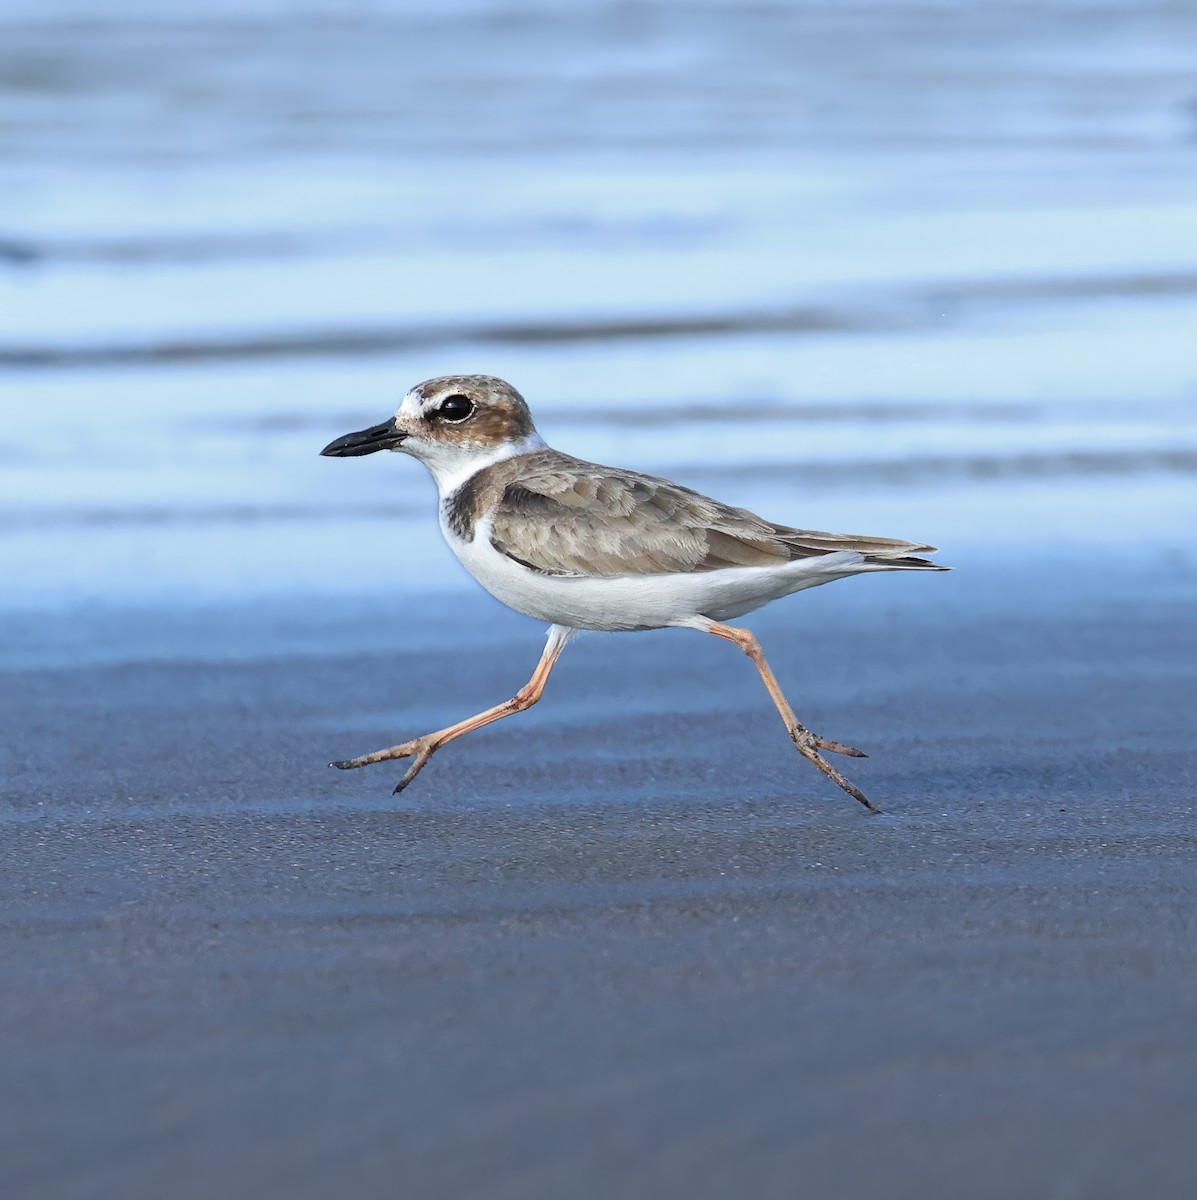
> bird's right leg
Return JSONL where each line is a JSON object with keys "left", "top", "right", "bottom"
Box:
{"left": 686, "top": 617, "right": 879, "bottom": 813}
{"left": 331, "top": 625, "right": 574, "bottom": 794}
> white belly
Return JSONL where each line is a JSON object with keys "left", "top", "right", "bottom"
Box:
{"left": 442, "top": 514, "right": 864, "bottom": 632}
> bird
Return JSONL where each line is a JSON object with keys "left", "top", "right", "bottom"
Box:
{"left": 320, "top": 374, "right": 947, "bottom": 812}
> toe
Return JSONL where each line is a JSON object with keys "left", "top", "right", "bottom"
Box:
{"left": 817, "top": 737, "right": 868, "bottom": 758}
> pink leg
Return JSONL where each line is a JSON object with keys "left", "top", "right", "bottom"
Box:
{"left": 332, "top": 625, "right": 574, "bottom": 795}
{"left": 695, "top": 619, "right": 878, "bottom": 813}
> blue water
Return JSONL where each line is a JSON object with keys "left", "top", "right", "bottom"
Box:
{"left": 1, "top": 0, "right": 1195, "bottom": 619}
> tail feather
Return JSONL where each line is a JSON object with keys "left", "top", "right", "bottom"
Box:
{"left": 862, "top": 552, "right": 949, "bottom": 571}
{"left": 775, "top": 527, "right": 948, "bottom": 571}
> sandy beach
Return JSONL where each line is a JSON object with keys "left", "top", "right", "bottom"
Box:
{"left": 3, "top": 549, "right": 1196, "bottom": 1199}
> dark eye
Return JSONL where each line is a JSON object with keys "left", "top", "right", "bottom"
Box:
{"left": 438, "top": 394, "right": 474, "bottom": 422}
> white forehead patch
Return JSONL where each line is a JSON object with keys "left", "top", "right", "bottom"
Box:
{"left": 396, "top": 389, "right": 425, "bottom": 419}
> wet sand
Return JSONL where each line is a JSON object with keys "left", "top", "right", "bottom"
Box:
{"left": 3, "top": 556, "right": 1196, "bottom": 1200}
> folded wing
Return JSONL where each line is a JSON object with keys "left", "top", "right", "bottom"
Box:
{"left": 489, "top": 455, "right": 942, "bottom": 577}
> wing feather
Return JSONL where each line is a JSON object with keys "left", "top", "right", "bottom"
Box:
{"left": 487, "top": 454, "right": 941, "bottom": 577}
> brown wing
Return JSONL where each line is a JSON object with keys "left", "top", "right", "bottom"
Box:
{"left": 488, "top": 455, "right": 939, "bottom": 577}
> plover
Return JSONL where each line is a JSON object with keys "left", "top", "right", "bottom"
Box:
{"left": 321, "top": 375, "right": 947, "bottom": 811}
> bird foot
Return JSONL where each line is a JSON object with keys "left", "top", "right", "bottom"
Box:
{"left": 331, "top": 735, "right": 437, "bottom": 794}
{"left": 790, "top": 727, "right": 879, "bottom": 813}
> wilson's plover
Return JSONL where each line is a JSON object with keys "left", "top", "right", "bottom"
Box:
{"left": 321, "top": 375, "right": 947, "bottom": 811}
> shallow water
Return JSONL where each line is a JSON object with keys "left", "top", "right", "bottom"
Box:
{"left": 2, "top": 0, "right": 1196, "bottom": 620}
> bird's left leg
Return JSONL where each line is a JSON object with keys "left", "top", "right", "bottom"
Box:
{"left": 686, "top": 617, "right": 878, "bottom": 812}
{"left": 331, "top": 625, "right": 574, "bottom": 795}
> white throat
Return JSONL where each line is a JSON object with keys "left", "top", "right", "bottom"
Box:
{"left": 416, "top": 432, "right": 546, "bottom": 498}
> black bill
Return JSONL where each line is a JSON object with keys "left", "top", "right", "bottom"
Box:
{"left": 319, "top": 418, "right": 406, "bottom": 457}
